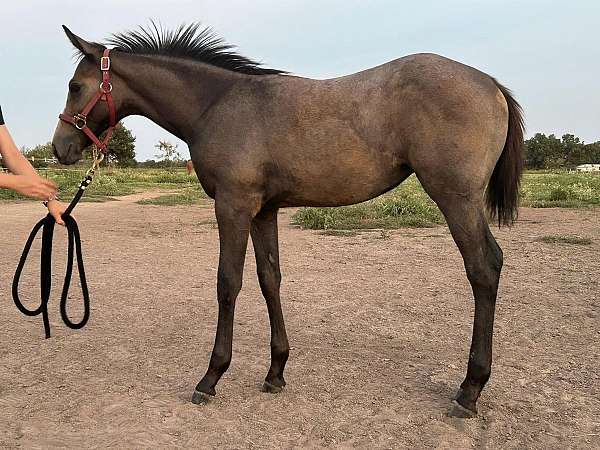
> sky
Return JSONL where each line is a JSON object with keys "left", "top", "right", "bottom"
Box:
{"left": 0, "top": 0, "right": 598, "bottom": 161}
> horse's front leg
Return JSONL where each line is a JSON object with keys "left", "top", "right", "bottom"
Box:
{"left": 192, "top": 194, "right": 258, "bottom": 404}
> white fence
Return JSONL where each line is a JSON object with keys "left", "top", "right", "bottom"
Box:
{"left": 1, "top": 156, "right": 60, "bottom": 173}
{"left": 0, "top": 156, "right": 58, "bottom": 164}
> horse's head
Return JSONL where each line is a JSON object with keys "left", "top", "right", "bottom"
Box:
{"left": 52, "top": 26, "right": 122, "bottom": 165}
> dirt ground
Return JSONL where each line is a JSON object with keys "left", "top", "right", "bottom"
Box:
{"left": 0, "top": 194, "right": 598, "bottom": 449}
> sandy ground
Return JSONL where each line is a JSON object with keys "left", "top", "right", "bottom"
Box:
{"left": 0, "top": 194, "right": 598, "bottom": 449}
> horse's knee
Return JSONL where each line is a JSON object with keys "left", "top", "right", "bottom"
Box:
{"left": 257, "top": 253, "right": 281, "bottom": 299}
{"left": 217, "top": 269, "right": 242, "bottom": 301}
{"left": 257, "top": 266, "right": 281, "bottom": 290}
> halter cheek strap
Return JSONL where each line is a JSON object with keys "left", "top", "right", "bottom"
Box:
{"left": 59, "top": 48, "right": 117, "bottom": 154}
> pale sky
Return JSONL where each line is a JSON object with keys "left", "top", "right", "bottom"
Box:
{"left": 0, "top": 0, "right": 598, "bottom": 160}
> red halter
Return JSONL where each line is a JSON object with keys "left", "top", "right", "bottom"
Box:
{"left": 59, "top": 48, "right": 117, "bottom": 154}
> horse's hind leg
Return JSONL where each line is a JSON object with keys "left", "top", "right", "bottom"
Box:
{"left": 250, "top": 208, "right": 290, "bottom": 393}
{"left": 421, "top": 185, "right": 503, "bottom": 417}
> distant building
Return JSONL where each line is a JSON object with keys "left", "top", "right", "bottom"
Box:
{"left": 576, "top": 164, "right": 600, "bottom": 172}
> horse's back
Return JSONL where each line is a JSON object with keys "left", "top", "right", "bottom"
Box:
{"left": 198, "top": 53, "right": 509, "bottom": 207}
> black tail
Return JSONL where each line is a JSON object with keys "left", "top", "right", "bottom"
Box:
{"left": 486, "top": 79, "right": 525, "bottom": 226}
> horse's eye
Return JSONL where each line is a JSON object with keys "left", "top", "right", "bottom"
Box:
{"left": 69, "top": 82, "right": 81, "bottom": 94}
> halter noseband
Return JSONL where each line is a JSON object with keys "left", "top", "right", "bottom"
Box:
{"left": 59, "top": 48, "right": 117, "bottom": 154}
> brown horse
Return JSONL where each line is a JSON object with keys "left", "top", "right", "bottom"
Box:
{"left": 186, "top": 160, "right": 195, "bottom": 176}
{"left": 52, "top": 23, "right": 524, "bottom": 417}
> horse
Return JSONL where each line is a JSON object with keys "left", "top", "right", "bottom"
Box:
{"left": 186, "top": 160, "right": 195, "bottom": 176}
{"left": 52, "top": 23, "right": 524, "bottom": 418}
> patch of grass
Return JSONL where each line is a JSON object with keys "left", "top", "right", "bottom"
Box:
{"left": 136, "top": 188, "right": 206, "bottom": 205}
{"left": 79, "top": 196, "right": 118, "bottom": 203}
{"left": 376, "top": 230, "right": 392, "bottom": 240}
{"left": 0, "top": 168, "right": 202, "bottom": 202}
{"left": 536, "top": 235, "right": 593, "bottom": 245}
{"left": 292, "top": 176, "right": 444, "bottom": 230}
{"left": 110, "top": 168, "right": 196, "bottom": 185}
{"left": 294, "top": 171, "right": 600, "bottom": 231}
{"left": 520, "top": 172, "right": 600, "bottom": 208}
{"left": 319, "top": 230, "right": 360, "bottom": 237}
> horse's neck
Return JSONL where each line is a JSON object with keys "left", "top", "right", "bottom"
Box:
{"left": 114, "top": 53, "right": 239, "bottom": 143}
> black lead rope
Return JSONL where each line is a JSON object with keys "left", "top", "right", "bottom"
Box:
{"left": 12, "top": 174, "right": 94, "bottom": 338}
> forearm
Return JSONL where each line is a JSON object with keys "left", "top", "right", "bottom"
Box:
{"left": 0, "top": 125, "right": 38, "bottom": 177}
{"left": 0, "top": 172, "right": 18, "bottom": 190}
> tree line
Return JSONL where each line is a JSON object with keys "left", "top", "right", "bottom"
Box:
{"left": 12, "top": 125, "right": 600, "bottom": 170}
{"left": 525, "top": 133, "right": 600, "bottom": 169}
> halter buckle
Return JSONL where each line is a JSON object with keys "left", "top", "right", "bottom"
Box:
{"left": 74, "top": 114, "right": 87, "bottom": 130}
{"left": 100, "top": 56, "right": 110, "bottom": 71}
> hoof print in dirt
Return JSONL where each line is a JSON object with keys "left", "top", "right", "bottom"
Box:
{"left": 261, "top": 381, "right": 284, "bottom": 394}
{"left": 448, "top": 400, "right": 477, "bottom": 419}
{"left": 191, "top": 390, "right": 213, "bottom": 405}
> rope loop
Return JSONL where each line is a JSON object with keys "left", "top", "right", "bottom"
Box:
{"left": 12, "top": 173, "right": 93, "bottom": 338}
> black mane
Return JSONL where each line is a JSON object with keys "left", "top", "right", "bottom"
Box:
{"left": 104, "top": 22, "right": 286, "bottom": 76}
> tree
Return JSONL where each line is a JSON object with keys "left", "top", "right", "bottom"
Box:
{"left": 523, "top": 133, "right": 594, "bottom": 169}
{"left": 154, "top": 140, "right": 183, "bottom": 166}
{"left": 583, "top": 142, "right": 600, "bottom": 164}
{"left": 22, "top": 142, "right": 55, "bottom": 167}
{"left": 24, "top": 142, "right": 54, "bottom": 159}
{"left": 102, "top": 124, "right": 137, "bottom": 167}
{"left": 524, "top": 133, "right": 562, "bottom": 169}
{"left": 560, "top": 134, "right": 585, "bottom": 168}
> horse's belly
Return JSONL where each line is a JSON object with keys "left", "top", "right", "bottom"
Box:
{"left": 282, "top": 156, "right": 409, "bottom": 207}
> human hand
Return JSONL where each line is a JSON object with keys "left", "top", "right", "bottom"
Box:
{"left": 47, "top": 199, "right": 67, "bottom": 226}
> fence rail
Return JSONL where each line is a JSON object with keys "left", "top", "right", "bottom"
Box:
{"left": 0, "top": 156, "right": 59, "bottom": 163}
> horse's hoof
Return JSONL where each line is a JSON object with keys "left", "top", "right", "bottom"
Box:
{"left": 448, "top": 400, "right": 477, "bottom": 418}
{"left": 191, "top": 390, "right": 212, "bottom": 405}
{"left": 261, "top": 381, "right": 284, "bottom": 394}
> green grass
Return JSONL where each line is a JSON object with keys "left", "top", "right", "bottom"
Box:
{"left": 136, "top": 187, "right": 206, "bottom": 205}
{"left": 293, "top": 171, "right": 600, "bottom": 231}
{"left": 292, "top": 176, "right": 445, "bottom": 230}
{"left": 0, "top": 168, "right": 200, "bottom": 202}
{"left": 536, "top": 235, "right": 593, "bottom": 245}
{"left": 520, "top": 172, "right": 600, "bottom": 208}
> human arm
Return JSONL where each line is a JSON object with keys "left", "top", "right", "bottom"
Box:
{"left": 0, "top": 125, "right": 58, "bottom": 199}
{"left": 0, "top": 108, "right": 67, "bottom": 224}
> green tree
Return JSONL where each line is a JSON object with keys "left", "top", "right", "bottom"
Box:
{"left": 24, "top": 142, "right": 54, "bottom": 159}
{"left": 154, "top": 140, "right": 183, "bottom": 166}
{"left": 104, "top": 124, "right": 137, "bottom": 167}
{"left": 561, "top": 134, "right": 585, "bottom": 168}
{"left": 524, "top": 133, "right": 562, "bottom": 169}
{"left": 583, "top": 142, "right": 600, "bottom": 164}
{"left": 22, "top": 142, "right": 55, "bottom": 167}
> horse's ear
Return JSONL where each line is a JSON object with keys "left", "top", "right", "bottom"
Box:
{"left": 62, "top": 25, "right": 104, "bottom": 58}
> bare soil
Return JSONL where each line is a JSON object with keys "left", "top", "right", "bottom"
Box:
{"left": 0, "top": 195, "right": 598, "bottom": 449}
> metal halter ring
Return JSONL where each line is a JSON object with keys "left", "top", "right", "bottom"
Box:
{"left": 74, "top": 114, "right": 87, "bottom": 130}
{"left": 100, "top": 82, "right": 113, "bottom": 93}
